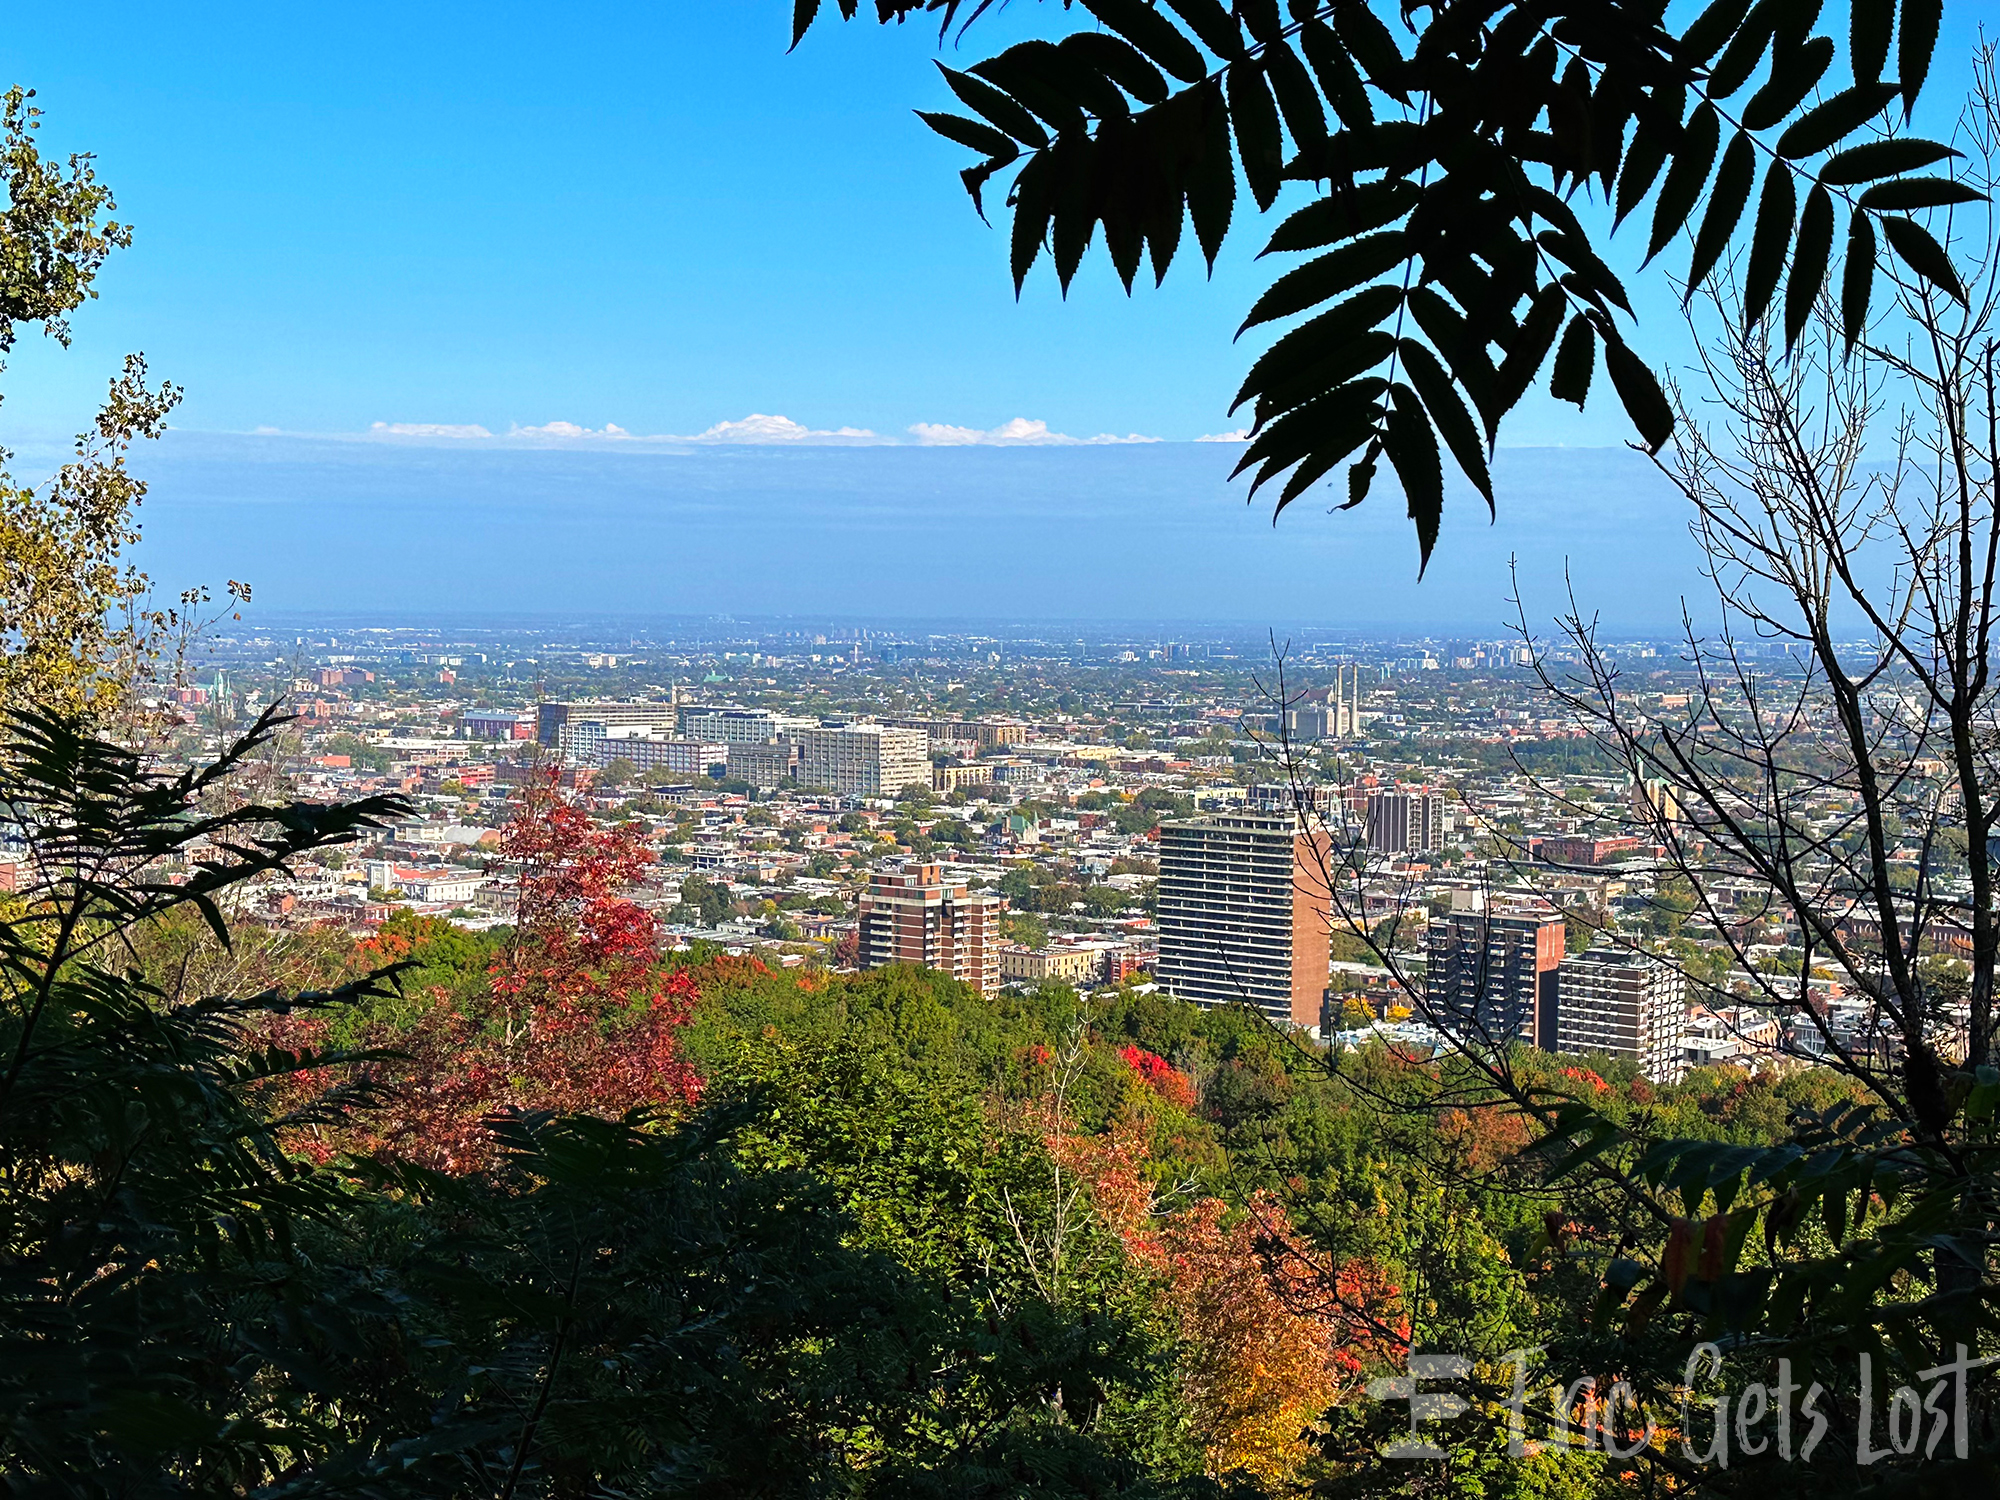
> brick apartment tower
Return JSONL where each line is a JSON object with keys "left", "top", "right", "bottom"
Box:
{"left": 1155, "top": 813, "right": 1333, "bottom": 1028}
{"left": 1424, "top": 893, "right": 1566, "bottom": 1047}
{"left": 856, "top": 863, "right": 1000, "bottom": 994}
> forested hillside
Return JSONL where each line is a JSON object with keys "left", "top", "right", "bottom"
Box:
{"left": 208, "top": 879, "right": 1861, "bottom": 1497}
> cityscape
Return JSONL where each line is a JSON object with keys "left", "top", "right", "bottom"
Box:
{"left": 6, "top": 0, "right": 1996, "bottom": 1491}
{"left": 153, "top": 614, "right": 1893, "bottom": 1090}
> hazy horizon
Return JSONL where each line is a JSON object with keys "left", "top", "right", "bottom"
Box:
{"left": 104, "top": 429, "right": 1708, "bottom": 635}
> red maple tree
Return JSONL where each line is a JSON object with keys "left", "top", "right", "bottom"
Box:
{"left": 364, "top": 767, "right": 702, "bottom": 1171}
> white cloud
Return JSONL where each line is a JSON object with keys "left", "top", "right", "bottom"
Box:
{"left": 684, "top": 413, "right": 882, "bottom": 444}
{"left": 1196, "top": 429, "right": 1250, "bottom": 442}
{"left": 349, "top": 413, "right": 1169, "bottom": 447}
{"left": 909, "top": 417, "right": 1161, "bottom": 446}
{"left": 507, "top": 420, "right": 632, "bottom": 441}
{"left": 370, "top": 421, "right": 495, "bottom": 439}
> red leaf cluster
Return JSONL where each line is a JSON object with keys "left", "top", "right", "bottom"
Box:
{"left": 355, "top": 768, "right": 702, "bottom": 1171}
{"left": 1117, "top": 1043, "right": 1197, "bottom": 1112}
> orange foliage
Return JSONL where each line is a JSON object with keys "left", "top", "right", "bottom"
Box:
{"left": 1437, "top": 1106, "right": 1533, "bottom": 1172}
{"left": 1046, "top": 1051, "right": 1405, "bottom": 1487}
{"left": 1118, "top": 1044, "right": 1197, "bottom": 1111}
{"left": 1561, "top": 1064, "right": 1611, "bottom": 1094}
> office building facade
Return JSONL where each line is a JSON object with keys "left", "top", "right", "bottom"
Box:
{"left": 857, "top": 862, "right": 1000, "bottom": 994}
{"left": 679, "top": 707, "right": 819, "bottom": 744}
{"left": 538, "top": 699, "right": 672, "bottom": 749}
{"left": 1155, "top": 812, "right": 1331, "bottom": 1028}
{"left": 1557, "top": 948, "right": 1688, "bottom": 1082}
{"left": 797, "top": 723, "right": 930, "bottom": 797}
{"left": 726, "top": 739, "right": 799, "bottom": 788}
{"left": 1424, "top": 898, "right": 1565, "bottom": 1046}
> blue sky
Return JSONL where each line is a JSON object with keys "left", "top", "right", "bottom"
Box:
{"left": 1, "top": 0, "right": 1719, "bottom": 447}
{"left": 0, "top": 3, "right": 1985, "bottom": 623}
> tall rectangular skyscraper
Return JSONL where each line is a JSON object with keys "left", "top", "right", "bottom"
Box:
{"left": 1367, "top": 789, "right": 1445, "bottom": 854}
{"left": 1155, "top": 812, "right": 1331, "bottom": 1028}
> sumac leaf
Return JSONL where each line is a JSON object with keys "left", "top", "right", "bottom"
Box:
{"left": 1776, "top": 82, "right": 1899, "bottom": 158}
{"left": 1262, "top": 180, "right": 1418, "bottom": 254}
{"left": 917, "top": 110, "right": 1020, "bottom": 160}
{"left": 1820, "top": 138, "right": 1959, "bottom": 184}
{"left": 1081, "top": 0, "right": 1209, "bottom": 84}
{"left": 1899, "top": 0, "right": 1942, "bottom": 117}
{"left": 1851, "top": 0, "right": 1893, "bottom": 83}
{"left": 1240, "top": 231, "right": 1408, "bottom": 331}
{"left": 1879, "top": 213, "right": 1967, "bottom": 303}
{"left": 1550, "top": 313, "right": 1595, "bottom": 408}
{"left": 1743, "top": 160, "right": 1797, "bottom": 329}
{"left": 1186, "top": 81, "right": 1235, "bottom": 268}
{"left": 1856, "top": 177, "right": 1984, "bottom": 211}
{"left": 1495, "top": 281, "right": 1566, "bottom": 409}
{"left": 940, "top": 64, "right": 1051, "bottom": 147}
{"left": 1232, "top": 284, "right": 1404, "bottom": 409}
{"left": 1383, "top": 382, "right": 1445, "bottom": 572}
{"left": 1841, "top": 207, "right": 1875, "bottom": 346}
{"left": 1603, "top": 335, "right": 1675, "bottom": 453}
{"left": 1334, "top": 0, "right": 1409, "bottom": 104}
{"left": 1785, "top": 181, "right": 1833, "bottom": 348}
{"left": 1685, "top": 130, "right": 1756, "bottom": 296}
{"left": 1398, "top": 338, "right": 1494, "bottom": 510}
{"left": 1161, "top": 0, "right": 1244, "bottom": 60}
{"left": 1742, "top": 36, "right": 1834, "bottom": 131}
{"left": 1010, "top": 153, "right": 1054, "bottom": 293}
{"left": 1676, "top": 0, "right": 1756, "bottom": 64}
{"left": 1229, "top": 60, "right": 1284, "bottom": 212}
{"left": 1647, "top": 103, "right": 1720, "bottom": 263}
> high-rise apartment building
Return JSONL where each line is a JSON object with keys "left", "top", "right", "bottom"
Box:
{"left": 1155, "top": 812, "right": 1332, "bottom": 1028}
{"left": 1557, "top": 948, "right": 1688, "bottom": 1082}
{"left": 1367, "top": 789, "right": 1446, "bottom": 854}
{"left": 796, "top": 723, "right": 930, "bottom": 797}
{"left": 1424, "top": 895, "right": 1565, "bottom": 1046}
{"left": 856, "top": 862, "right": 1000, "bottom": 994}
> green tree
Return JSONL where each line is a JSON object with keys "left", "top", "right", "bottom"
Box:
{"left": 673, "top": 873, "right": 736, "bottom": 928}
{"left": 0, "top": 90, "right": 182, "bottom": 711}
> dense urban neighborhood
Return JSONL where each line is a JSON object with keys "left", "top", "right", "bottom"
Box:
{"left": 128, "top": 616, "right": 1928, "bottom": 1087}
